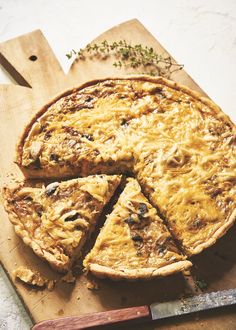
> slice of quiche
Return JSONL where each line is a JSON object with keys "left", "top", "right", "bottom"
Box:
{"left": 3, "top": 175, "right": 121, "bottom": 272}
{"left": 84, "top": 178, "right": 192, "bottom": 280}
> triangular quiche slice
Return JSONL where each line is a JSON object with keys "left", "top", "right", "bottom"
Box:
{"left": 3, "top": 175, "right": 121, "bottom": 272}
{"left": 84, "top": 178, "right": 192, "bottom": 280}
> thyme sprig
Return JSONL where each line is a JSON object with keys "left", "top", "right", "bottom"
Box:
{"left": 66, "top": 40, "right": 183, "bottom": 77}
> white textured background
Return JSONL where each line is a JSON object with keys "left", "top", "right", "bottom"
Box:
{"left": 0, "top": 0, "right": 236, "bottom": 329}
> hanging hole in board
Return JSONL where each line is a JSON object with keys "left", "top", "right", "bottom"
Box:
{"left": 29, "top": 55, "right": 38, "bottom": 61}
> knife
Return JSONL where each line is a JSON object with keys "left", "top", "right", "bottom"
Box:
{"left": 32, "top": 288, "right": 236, "bottom": 330}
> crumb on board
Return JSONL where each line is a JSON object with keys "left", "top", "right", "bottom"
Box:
{"left": 57, "top": 309, "right": 64, "bottom": 316}
{"left": 182, "top": 269, "right": 191, "bottom": 276}
{"left": 13, "top": 266, "right": 47, "bottom": 287}
{"left": 61, "top": 271, "right": 76, "bottom": 283}
{"left": 86, "top": 278, "right": 99, "bottom": 290}
{"left": 13, "top": 266, "right": 56, "bottom": 290}
{"left": 47, "top": 279, "right": 56, "bottom": 291}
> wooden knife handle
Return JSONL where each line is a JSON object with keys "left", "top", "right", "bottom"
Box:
{"left": 32, "top": 305, "right": 151, "bottom": 329}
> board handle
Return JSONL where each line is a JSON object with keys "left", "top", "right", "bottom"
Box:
{"left": 32, "top": 305, "right": 151, "bottom": 329}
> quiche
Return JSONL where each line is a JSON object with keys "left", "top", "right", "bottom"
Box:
{"left": 84, "top": 178, "right": 192, "bottom": 280}
{"left": 3, "top": 175, "right": 121, "bottom": 272}
{"left": 15, "top": 75, "right": 236, "bottom": 259}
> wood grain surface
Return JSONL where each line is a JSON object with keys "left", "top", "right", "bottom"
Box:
{"left": 0, "top": 19, "right": 236, "bottom": 330}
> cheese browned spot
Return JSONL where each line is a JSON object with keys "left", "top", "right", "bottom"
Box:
{"left": 83, "top": 178, "right": 192, "bottom": 280}
{"left": 3, "top": 175, "right": 121, "bottom": 272}
{"left": 16, "top": 76, "right": 236, "bottom": 256}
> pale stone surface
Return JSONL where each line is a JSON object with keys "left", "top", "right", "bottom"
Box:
{"left": 0, "top": 267, "right": 32, "bottom": 329}
{"left": 0, "top": 0, "right": 235, "bottom": 329}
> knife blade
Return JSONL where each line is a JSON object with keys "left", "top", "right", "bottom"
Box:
{"left": 150, "top": 288, "right": 236, "bottom": 320}
{"left": 32, "top": 288, "right": 236, "bottom": 330}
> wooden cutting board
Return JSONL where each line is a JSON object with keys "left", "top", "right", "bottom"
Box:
{"left": 0, "top": 19, "right": 236, "bottom": 330}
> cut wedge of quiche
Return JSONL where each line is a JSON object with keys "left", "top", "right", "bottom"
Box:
{"left": 84, "top": 178, "right": 192, "bottom": 280}
{"left": 3, "top": 175, "right": 121, "bottom": 272}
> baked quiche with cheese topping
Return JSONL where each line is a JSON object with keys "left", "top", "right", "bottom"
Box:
{"left": 15, "top": 75, "right": 236, "bottom": 262}
{"left": 3, "top": 175, "right": 121, "bottom": 272}
{"left": 84, "top": 178, "right": 192, "bottom": 280}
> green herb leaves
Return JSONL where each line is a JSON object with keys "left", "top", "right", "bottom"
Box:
{"left": 66, "top": 40, "right": 183, "bottom": 77}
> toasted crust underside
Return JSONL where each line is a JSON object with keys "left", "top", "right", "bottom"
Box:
{"left": 87, "top": 260, "right": 192, "bottom": 280}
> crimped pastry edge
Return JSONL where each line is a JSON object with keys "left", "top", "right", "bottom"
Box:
{"left": 86, "top": 260, "right": 192, "bottom": 281}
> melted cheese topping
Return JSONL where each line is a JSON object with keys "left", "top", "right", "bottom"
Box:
{"left": 84, "top": 178, "right": 187, "bottom": 272}
{"left": 20, "top": 77, "right": 236, "bottom": 255}
{"left": 4, "top": 175, "right": 121, "bottom": 271}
